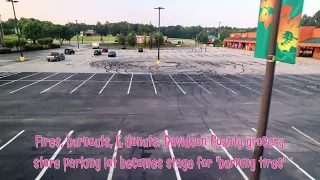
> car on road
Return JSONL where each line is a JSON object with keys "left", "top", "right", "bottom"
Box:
{"left": 64, "top": 49, "right": 75, "bottom": 55}
{"left": 92, "top": 42, "right": 100, "bottom": 49}
{"left": 108, "top": 50, "right": 116, "bottom": 57}
{"left": 121, "top": 45, "right": 126, "bottom": 49}
{"left": 46, "top": 52, "right": 65, "bottom": 61}
{"left": 138, "top": 48, "right": 143, "bottom": 52}
{"left": 94, "top": 50, "right": 102, "bottom": 56}
{"left": 102, "top": 48, "right": 108, "bottom": 53}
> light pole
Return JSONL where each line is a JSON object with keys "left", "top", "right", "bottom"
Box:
{"left": 7, "top": 0, "right": 24, "bottom": 61}
{"left": 0, "top": 14, "right": 4, "bottom": 47}
{"left": 154, "top": 7, "right": 164, "bottom": 65}
{"left": 75, "top": 20, "right": 80, "bottom": 51}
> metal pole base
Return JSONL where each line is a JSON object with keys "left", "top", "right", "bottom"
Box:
{"left": 20, "top": 56, "right": 24, "bottom": 62}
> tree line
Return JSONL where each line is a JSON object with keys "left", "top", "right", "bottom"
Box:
{"left": 301, "top": 11, "right": 320, "bottom": 27}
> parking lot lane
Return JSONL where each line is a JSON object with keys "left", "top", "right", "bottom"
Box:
{"left": 0, "top": 80, "right": 37, "bottom": 95}
{"left": 187, "top": 74, "right": 212, "bottom": 83}
{"left": 112, "top": 74, "right": 132, "bottom": 81}
{"left": 8, "top": 81, "right": 58, "bottom": 97}
{"left": 70, "top": 81, "right": 106, "bottom": 95}
{"left": 42, "top": 81, "right": 84, "bottom": 94}
{"left": 0, "top": 130, "right": 72, "bottom": 180}
{"left": 0, "top": 72, "right": 32, "bottom": 81}
{"left": 42, "top": 130, "right": 119, "bottom": 180}
{"left": 90, "top": 73, "right": 112, "bottom": 81}
{"left": 112, "top": 130, "right": 176, "bottom": 180}
{"left": 153, "top": 74, "right": 174, "bottom": 82}
{"left": 68, "top": 73, "right": 93, "bottom": 81}
{"left": 133, "top": 74, "right": 152, "bottom": 81}
{"left": 45, "top": 73, "right": 75, "bottom": 80}
{"left": 22, "top": 72, "right": 56, "bottom": 80}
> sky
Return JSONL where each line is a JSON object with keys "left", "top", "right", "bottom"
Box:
{"left": 0, "top": 0, "right": 319, "bottom": 28}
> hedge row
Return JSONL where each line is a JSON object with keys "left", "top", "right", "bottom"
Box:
{"left": 0, "top": 44, "right": 61, "bottom": 54}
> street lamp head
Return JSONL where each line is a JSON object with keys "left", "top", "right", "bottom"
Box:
{"left": 6, "top": 0, "right": 19, "bottom": 2}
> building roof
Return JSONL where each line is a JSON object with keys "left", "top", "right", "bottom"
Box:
{"left": 208, "top": 35, "right": 216, "bottom": 39}
{"left": 301, "top": 38, "right": 320, "bottom": 44}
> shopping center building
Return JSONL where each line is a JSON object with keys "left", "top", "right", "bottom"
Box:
{"left": 223, "top": 26, "right": 320, "bottom": 60}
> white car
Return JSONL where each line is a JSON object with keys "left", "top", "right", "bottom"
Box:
{"left": 92, "top": 42, "right": 100, "bottom": 49}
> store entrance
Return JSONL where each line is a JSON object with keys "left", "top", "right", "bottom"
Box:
{"left": 299, "top": 47, "right": 314, "bottom": 57}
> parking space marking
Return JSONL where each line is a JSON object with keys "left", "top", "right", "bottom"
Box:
{"left": 185, "top": 74, "right": 211, "bottom": 94}
{"left": 99, "top": 73, "right": 115, "bottom": 94}
{"left": 35, "top": 130, "right": 74, "bottom": 180}
{"left": 169, "top": 74, "right": 186, "bottom": 94}
{"left": 164, "top": 130, "right": 182, "bottom": 180}
{"left": 221, "top": 75, "right": 262, "bottom": 95}
{"left": 107, "top": 130, "right": 121, "bottom": 180}
{"left": 0, "top": 72, "right": 41, "bottom": 87}
{"left": 291, "top": 126, "right": 320, "bottom": 145}
{"left": 0, "top": 72, "right": 20, "bottom": 79}
{"left": 0, "top": 130, "right": 25, "bottom": 151}
{"left": 40, "top": 73, "right": 77, "bottom": 93}
{"left": 127, "top": 74, "right": 133, "bottom": 94}
{"left": 234, "top": 75, "right": 286, "bottom": 95}
{"left": 251, "top": 128, "right": 315, "bottom": 180}
{"left": 209, "top": 129, "right": 249, "bottom": 180}
{"left": 10, "top": 73, "right": 59, "bottom": 94}
{"left": 150, "top": 73, "right": 157, "bottom": 94}
{"left": 203, "top": 74, "right": 237, "bottom": 95}
{"left": 70, "top": 73, "right": 96, "bottom": 94}
{"left": 283, "top": 85, "right": 312, "bottom": 95}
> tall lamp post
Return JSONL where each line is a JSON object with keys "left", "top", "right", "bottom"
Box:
{"left": 0, "top": 14, "right": 5, "bottom": 47}
{"left": 7, "top": 0, "right": 24, "bottom": 62}
{"left": 75, "top": 20, "right": 80, "bottom": 51}
{"left": 154, "top": 7, "right": 164, "bottom": 65}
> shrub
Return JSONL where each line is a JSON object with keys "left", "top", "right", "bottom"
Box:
{"left": 37, "top": 39, "right": 45, "bottom": 46}
{"left": 4, "top": 40, "right": 15, "bottom": 49}
{"left": 49, "top": 44, "right": 61, "bottom": 49}
{"left": 24, "top": 44, "right": 44, "bottom": 51}
{"left": 45, "top": 38, "right": 53, "bottom": 45}
{"left": 0, "top": 48, "right": 12, "bottom": 54}
{"left": 13, "top": 39, "right": 28, "bottom": 50}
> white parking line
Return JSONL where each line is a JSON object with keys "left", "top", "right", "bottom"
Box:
{"left": 185, "top": 74, "right": 211, "bottom": 94}
{"left": 0, "top": 72, "right": 20, "bottom": 79}
{"left": 164, "top": 130, "right": 182, "bottom": 180}
{"left": 169, "top": 74, "right": 186, "bottom": 94}
{"left": 99, "top": 73, "right": 115, "bottom": 94}
{"left": 222, "top": 75, "right": 262, "bottom": 95}
{"left": 150, "top": 73, "right": 157, "bottom": 94}
{"left": 251, "top": 128, "right": 315, "bottom": 180}
{"left": 0, "top": 72, "right": 41, "bottom": 87}
{"left": 41, "top": 73, "right": 77, "bottom": 93}
{"left": 284, "top": 85, "right": 312, "bottom": 95}
{"left": 234, "top": 75, "right": 286, "bottom": 95}
{"left": 209, "top": 129, "right": 249, "bottom": 180}
{"left": 0, "top": 130, "right": 25, "bottom": 151}
{"left": 127, "top": 74, "right": 133, "bottom": 94}
{"left": 10, "top": 73, "right": 59, "bottom": 94}
{"left": 203, "top": 74, "right": 237, "bottom": 95}
{"left": 107, "top": 130, "right": 121, "bottom": 180}
{"left": 70, "top": 73, "right": 96, "bottom": 94}
{"left": 35, "top": 130, "right": 74, "bottom": 180}
{"left": 291, "top": 126, "right": 320, "bottom": 145}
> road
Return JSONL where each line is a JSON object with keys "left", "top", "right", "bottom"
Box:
{"left": 0, "top": 47, "right": 319, "bottom": 180}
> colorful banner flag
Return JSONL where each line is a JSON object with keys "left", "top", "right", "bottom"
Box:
{"left": 275, "top": 0, "right": 304, "bottom": 64}
{"left": 254, "top": 0, "right": 276, "bottom": 59}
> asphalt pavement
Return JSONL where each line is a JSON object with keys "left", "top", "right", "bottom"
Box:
{"left": 0, "top": 47, "right": 319, "bottom": 180}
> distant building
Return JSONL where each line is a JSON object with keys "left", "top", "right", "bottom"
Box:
{"left": 208, "top": 35, "right": 216, "bottom": 43}
{"left": 80, "top": 29, "right": 95, "bottom": 36}
{"left": 136, "top": 35, "right": 167, "bottom": 44}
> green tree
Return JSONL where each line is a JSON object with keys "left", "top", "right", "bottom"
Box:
{"left": 213, "top": 39, "right": 222, "bottom": 47}
{"left": 301, "top": 14, "right": 316, "bottom": 26}
{"left": 37, "top": 38, "right": 45, "bottom": 46}
{"left": 196, "top": 30, "right": 208, "bottom": 44}
{"left": 55, "top": 25, "right": 74, "bottom": 44}
{"left": 4, "top": 40, "right": 15, "bottom": 49}
{"left": 153, "top": 32, "right": 164, "bottom": 47}
{"left": 143, "top": 34, "right": 147, "bottom": 48}
{"left": 117, "top": 33, "right": 126, "bottom": 45}
{"left": 127, "top": 31, "right": 137, "bottom": 47}
{"left": 22, "top": 20, "right": 44, "bottom": 43}
{"left": 13, "top": 39, "right": 27, "bottom": 50}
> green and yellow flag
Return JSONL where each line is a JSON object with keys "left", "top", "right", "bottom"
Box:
{"left": 275, "top": 0, "right": 304, "bottom": 64}
{"left": 254, "top": 0, "right": 276, "bottom": 59}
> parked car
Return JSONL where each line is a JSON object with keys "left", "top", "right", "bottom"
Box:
{"left": 121, "top": 45, "right": 126, "bottom": 49}
{"left": 138, "top": 48, "right": 143, "bottom": 52}
{"left": 92, "top": 42, "right": 100, "bottom": 49}
{"left": 108, "top": 50, "right": 116, "bottom": 57}
{"left": 46, "top": 52, "right": 65, "bottom": 61}
{"left": 64, "top": 48, "right": 75, "bottom": 55}
{"left": 94, "top": 50, "right": 102, "bottom": 56}
{"left": 102, "top": 48, "right": 108, "bottom": 53}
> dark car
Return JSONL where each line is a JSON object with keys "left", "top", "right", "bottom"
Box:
{"left": 102, "top": 48, "right": 108, "bottom": 53}
{"left": 94, "top": 50, "right": 102, "bottom": 56}
{"left": 138, "top": 48, "right": 143, "bottom": 52}
{"left": 46, "top": 52, "right": 65, "bottom": 61}
{"left": 108, "top": 50, "right": 116, "bottom": 57}
{"left": 64, "top": 49, "right": 75, "bottom": 55}
{"left": 121, "top": 45, "right": 126, "bottom": 49}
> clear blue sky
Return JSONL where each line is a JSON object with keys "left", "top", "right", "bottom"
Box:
{"left": 0, "top": 0, "right": 318, "bottom": 27}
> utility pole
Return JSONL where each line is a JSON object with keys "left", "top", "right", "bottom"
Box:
{"left": 218, "top": 21, "right": 222, "bottom": 39}
{"left": 0, "top": 14, "right": 4, "bottom": 47}
{"left": 251, "top": 0, "right": 282, "bottom": 180}
{"left": 75, "top": 20, "right": 80, "bottom": 51}
{"left": 7, "top": 0, "right": 24, "bottom": 61}
{"left": 154, "top": 7, "right": 164, "bottom": 65}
